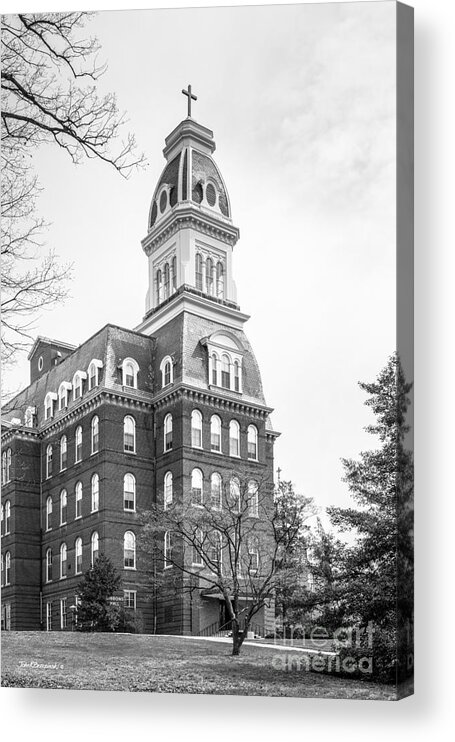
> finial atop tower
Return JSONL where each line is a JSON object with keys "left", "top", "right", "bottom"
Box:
{"left": 182, "top": 84, "right": 197, "bottom": 118}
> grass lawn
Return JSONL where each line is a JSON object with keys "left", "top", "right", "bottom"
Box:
{"left": 1, "top": 631, "right": 396, "bottom": 699}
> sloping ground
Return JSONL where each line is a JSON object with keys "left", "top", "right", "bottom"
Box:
{"left": 1, "top": 632, "right": 395, "bottom": 700}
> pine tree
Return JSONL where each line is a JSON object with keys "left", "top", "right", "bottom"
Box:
{"left": 327, "top": 352, "right": 413, "bottom": 681}
{"left": 76, "top": 555, "right": 122, "bottom": 632}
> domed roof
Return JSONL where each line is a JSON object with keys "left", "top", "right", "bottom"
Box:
{"left": 148, "top": 118, "right": 232, "bottom": 230}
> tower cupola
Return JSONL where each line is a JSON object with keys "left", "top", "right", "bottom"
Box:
{"left": 137, "top": 87, "right": 243, "bottom": 335}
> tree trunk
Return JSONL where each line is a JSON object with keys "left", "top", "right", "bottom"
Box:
{"left": 231, "top": 619, "right": 246, "bottom": 656}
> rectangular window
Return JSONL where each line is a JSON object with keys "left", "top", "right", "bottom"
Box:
{"left": 211, "top": 431, "right": 221, "bottom": 452}
{"left": 229, "top": 436, "right": 239, "bottom": 457}
{"left": 3, "top": 604, "right": 11, "bottom": 631}
{"left": 248, "top": 441, "right": 257, "bottom": 460}
{"left": 124, "top": 590, "right": 136, "bottom": 610}
{"left": 46, "top": 602, "right": 52, "bottom": 631}
{"left": 60, "top": 598, "right": 67, "bottom": 629}
{"left": 192, "top": 428, "right": 202, "bottom": 448}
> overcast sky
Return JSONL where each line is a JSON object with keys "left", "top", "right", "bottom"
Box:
{"left": 5, "top": 1, "right": 397, "bottom": 515}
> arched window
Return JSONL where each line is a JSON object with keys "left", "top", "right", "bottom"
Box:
{"left": 75, "top": 425, "right": 82, "bottom": 463}
{"left": 195, "top": 253, "right": 203, "bottom": 291}
{"left": 46, "top": 496, "right": 53, "bottom": 531}
{"left": 206, "top": 257, "right": 214, "bottom": 295}
{"left": 5, "top": 552, "right": 11, "bottom": 585}
{"left": 60, "top": 490, "right": 67, "bottom": 525}
{"left": 122, "top": 358, "right": 139, "bottom": 388}
{"left": 216, "top": 261, "right": 224, "bottom": 299}
{"left": 60, "top": 543, "right": 67, "bottom": 579}
{"left": 88, "top": 362, "right": 99, "bottom": 390}
{"left": 172, "top": 256, "right": 177, "bottom": 291}
{"left": 44, "top": 392, "right": 56, "bottom": 420}
{"left": 229, "top": 420, "right": 240, "bottom": 457}
{"left": 210, "top": 415, "right": 222, "bottom": 452}
{"left": 191, "top": 410, "right": 203, "bottom": 448}
{"left": 6, "top": 448, "right": 11, "bottom": 482}
{"left": 124, "top": 531, "right": 136, "bottom": 569}
{"left": 91, "top": 415, "right": 99, "bottom": 454}
{"left": 164, "top": 413, "right": 173, "bottom": 452}
{"left": 164, "top": 262, "right": 170, "bottom": 299}
{"left": 247, "top": 425, "right": 258, "bottom": 460}
{"left": 229, "top": 478, "right": 241, "bottom": 513}
{"left": 75, "top": 537, "right": 82, "bottom": 574}
{"left": 234, "top": 360, "right": 240, "bottom": 392}
{"left": 248, "top": 536, "right": 259, "bottom": 573}
{"left": 91, "top": 473, "right": 99, "bottom": 512}
{"left": 73, "top": 373, "right": 83, "bottom": 401}
{"left": 75, "top": 481, "right": 82, "bottom": 519}
{"left": 60, "top": 435, "right": 67, "bottom": 471}
{"left": 124, "top": 473, "right": 136, "bottom": 511}
{"left": 160, "top": 356, "right": 173, "bottom": 388}
{"left": 156, "top": 269, "right": 163, "bottom": 304}
{"left": 164, "top": 531, "right": 173, "bottom": 568}
{"left": 91, "top": 531, "right": 99, "bottom": 566}
{"left": 25, "top": 406, "right": 35, "bottom": 427}
{"left": 221, "top": 354, "right": 231, "bottom": 389}
{"left": 191, "top": 468, "right": 203, "bottom": 506}
{"left": 46, "top": 548, "right": 53, "bottom": 583}
{"left": 123, "top": 416, "right": 136, "bottom": 453}
{"left": 46, "top": 444, "right": 53, "bottom": 479}
{"left": 4, "top": 500, "right": 11, "bottom": 534}
{"left": 192, "top": 528, "right": 204, "bottom": 566}
{"left": 210, "top": 473, "right": 222, "bottom": 510}
{"left": 248, "top": 480, "right": 259, "bottom": 517}
{"left": 0, "top": 504, "right": 3, "bottom": 536}
{"left": 58, "top": 382, "right": 70, "bottom": 410}
{"left": 1, "top": 451, "right": 7, "bottom": 484}
{"left": 164, "top": 471, "right": 173, "bottom": 509}
{"left": 211, "top": 352, "right": 218, "bottom": 386}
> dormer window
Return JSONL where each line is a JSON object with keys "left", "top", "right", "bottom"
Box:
{"left": 160, "top": 356, "right": 173, "bottom": 388}
{"left": 88, "top": 359, "right": 103, "bottom": 390}
{"left": 44, "top": 392, "right": 57, "bottom": 420}
{"left": 221, "top": 354, "right": 230, "bottom": 389}
{"left": 72, "top": 371, "right": 87, "bottom": 401}
{"left": 24, "top": 406, "right": 36, "bottom": 427}
{"left": 205, "top": 332, "right": 244, "bottom": 394}
{"left": 58, "top": 382, "right": 71, "bottom": 410}
{"left": 122, "top": 358, "right": 139, "bottom": 389}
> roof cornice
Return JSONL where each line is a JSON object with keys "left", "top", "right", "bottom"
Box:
{"left": 141, "top": 204, "right": 239, "bottom": 255}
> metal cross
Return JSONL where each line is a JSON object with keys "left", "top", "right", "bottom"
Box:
{"left": 277, "top": 467, "right": 282, "bottom": 483}
{"left": 182, "top": 84, "right": 197, "bottom": 117}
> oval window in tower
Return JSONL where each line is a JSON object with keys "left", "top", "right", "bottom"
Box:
{"left": 159, "top": 190, "right": 168, "bottom": 213}
{"left": 206, "top": 182, "right": 217, "bottom": 207}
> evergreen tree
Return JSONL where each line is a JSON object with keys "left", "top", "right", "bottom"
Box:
{"left": 76, "top": 555, "right": 122, "bottom": 632}
{"left": 327, "top": 353, "right": 414, "bottom": 681}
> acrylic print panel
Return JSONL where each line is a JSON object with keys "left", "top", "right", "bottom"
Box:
{"left": 1, "top": 1, "right": 413, "bottom": 700}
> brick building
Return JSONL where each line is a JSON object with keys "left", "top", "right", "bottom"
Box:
{"left": 1, "top": 104, "right": 279, "bottom": 634}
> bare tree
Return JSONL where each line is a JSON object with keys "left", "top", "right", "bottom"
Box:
{"left": 140, "top": 473, "right": 314, "bottom": 655}
{"left": 1, "top": 12, "right": 145, "bottom": 367}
